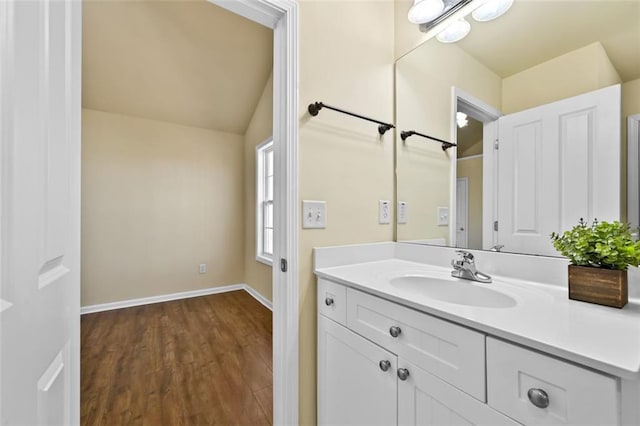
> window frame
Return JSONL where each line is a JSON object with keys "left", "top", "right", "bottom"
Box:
{"left": 256, "top": 138, "right": 274, "bottom": 266}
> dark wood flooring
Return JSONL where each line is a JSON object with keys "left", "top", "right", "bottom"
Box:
{"left": 81, "top": 290, "right": 273, "bottom": 425}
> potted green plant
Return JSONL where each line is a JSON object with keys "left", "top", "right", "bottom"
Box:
{"left": 551, "top": 219, "right": 640, "bottom": 308}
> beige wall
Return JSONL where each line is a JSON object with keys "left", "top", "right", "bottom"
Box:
{"left": 457, "top": 156, "right": 483, "bottom": 250}
{"left": 502, "top": 42, "right": 622, "bottom": 114}
{"left": 459, "top": 138, "right": 482, "bottom": 158}
{"left": 81, "top": 109, "right": 245, "bottom": 306}
{"left": 244, "top": 74, "right": 274, "bottom": 301}
{"left": 396, "top": 41, "right": 501, "bottom": 244}
{"left": 394, "top": 0, "right": 430, "bottom": 60}
{"left": 298, "top": 1, "right": 395, "bottom": 423}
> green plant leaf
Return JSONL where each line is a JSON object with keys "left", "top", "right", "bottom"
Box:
{"left": 550, "top": 220, "right": 640, "bottom": 270}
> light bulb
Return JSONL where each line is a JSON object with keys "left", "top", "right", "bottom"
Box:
{"left": 408, "top": 0, "right": 445, "bottom": 24}
{"left": 472, "top": 0, "right": 514, "bottom": 22}
{"left": 436, "top": 19, "right": 471, "bottom": 43}
{"left": 456, "top": 112, "right": 468, "bottom": 128}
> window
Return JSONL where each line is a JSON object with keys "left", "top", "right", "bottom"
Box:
{"left": 256, "top": 138, "right": 274, "bottom": 265}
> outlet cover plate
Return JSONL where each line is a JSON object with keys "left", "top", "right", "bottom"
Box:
{"left": 302, "top": 200, "right": 327, "bottom": 229}
{"left": 379, "top": 200, "right": 391, "bottom": 224}
{"left": 398, "top": 201, "right": 408, "bottom": 224}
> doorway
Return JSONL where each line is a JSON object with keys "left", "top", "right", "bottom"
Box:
{"left": 450, "top": 88, "right": 502, "bottom": 249}
{"left": 79, "top": 2, "right": 297, "bottom": 424}
{"left": 0, "top": 0, "right": 298, "bottom": 424}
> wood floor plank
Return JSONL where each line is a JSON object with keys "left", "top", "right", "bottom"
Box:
{"left": 81, "top": 290, "right": 273, "bottom": 425}
{"left": 254, "top": 386, "right": 273, "bottom": 426}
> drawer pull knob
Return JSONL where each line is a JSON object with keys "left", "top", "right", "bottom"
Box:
{"left": 397, "top": 368, "right": 410, "bottom": 381}
{"left": 527, "top": 388, "right": 549, "bottom": 409}
{"left": 325, "top": 297, "right": 334, "bottom": 306}
{"left": 379, "top": 360, "right": 391, "bottom": 372}
{"left": 389, "top": 326, "right": 402, "bottom": 338}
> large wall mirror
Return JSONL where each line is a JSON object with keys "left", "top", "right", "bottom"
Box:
{"left": 395, "top": 0, "right": 640, "bottom": 257}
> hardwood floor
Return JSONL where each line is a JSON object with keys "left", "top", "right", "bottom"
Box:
{"left": 81, "top": 290, "right": 273, "bottom": 425}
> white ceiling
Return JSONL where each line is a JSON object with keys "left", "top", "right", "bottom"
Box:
{"left": 456, "top": 0, "right": 640, "bottom": 81}
{"left": 82, "top": 0, "right": 273, "bottom": 134}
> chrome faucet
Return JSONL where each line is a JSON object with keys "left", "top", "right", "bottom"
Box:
{"left": 451, "top": 250, "right": 492, "bottom": 283}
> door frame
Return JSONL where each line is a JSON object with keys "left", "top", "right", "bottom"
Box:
{"left": 627, "top": 113, "right": 640, "bottom": 228}
{"left": 195, "top": 1, "right": 300, "bottom": 424}
{"left": 450, "top": 87, "right": 502, "bottom": 248}
{"left": 455, "top": 177, "right": 469, "bottom": 248}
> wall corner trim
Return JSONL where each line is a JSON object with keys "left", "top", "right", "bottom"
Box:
{"left": 80, "top": 283, "right": 273, "bottom": 315}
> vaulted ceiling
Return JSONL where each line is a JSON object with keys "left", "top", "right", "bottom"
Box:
{"left": 82, "top": 0, "right": 273, "bottom": 134}
{"left": 456, "top": 0, "right": 640, "bottom": 81}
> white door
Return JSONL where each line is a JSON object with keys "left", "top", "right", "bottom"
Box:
{"left": 1, "top": 1, "right": 81, "bottom": 424}
{"left": 456, "top": 178, "right": 469, "bottom": 249}
{"left": 397, "top": 359, "right": 518, "bottom": 426}
{"left": 497, "top": 85, "right": 621, "bottom": 256}
{"left": 317, "top": 315, "right": 397, "bottom": 426}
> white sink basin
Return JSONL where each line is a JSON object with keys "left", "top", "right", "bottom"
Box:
{"left": 390, "top": 275, "right": 517, "bottom": 308}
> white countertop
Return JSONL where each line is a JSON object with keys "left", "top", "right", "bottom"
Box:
{"left": 315, "top": 258, "right": 640, "bottom": 380}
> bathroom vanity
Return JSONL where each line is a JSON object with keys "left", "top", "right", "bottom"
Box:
{"left": 314, "top": 243, "right": 640, "bottom": 426}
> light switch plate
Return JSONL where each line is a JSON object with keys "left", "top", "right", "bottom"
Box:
{"left": 302, "top": 200, "right": 327, "bottom": 229}
{"left": 378, "top": 200, "right": 391, "bottom": 224}
{"left": 437, "top": 206, "right": 449, "bottom": 226}
{"left": 398, "top": 201, "right": 408, "bottom": 224}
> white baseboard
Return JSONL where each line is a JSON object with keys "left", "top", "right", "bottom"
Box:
{"left": 243, "top": 284, "right": 273, "bottom": 311}
{"left": 80, "top": 283, "right": 272, "bottom": 315}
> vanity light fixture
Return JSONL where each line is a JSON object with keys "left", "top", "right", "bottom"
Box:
{"left": 408, "top": 0, "right": 514, "bottom": 43}
{"left": 436, "top": 18, "right": 471, "bottom": 43}
{"left": 456, "top": 112, "right": 468, "bottom": 128}
{"left": 471, "top": 0, "right": 513, "bottom": 22}
{"left": 408, "top": 0, "right": 445, "bottom": 24}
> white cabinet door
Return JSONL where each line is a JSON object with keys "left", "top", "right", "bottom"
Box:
{"left": 1, "top": 1, "right": 81, "bottom": 424}
{"left": 398, "top": 359, "right": 519, "bottom": 426}
{"left": 497, "top": 84, "right": 620, "bottom": 256}
{"left": 318, "top": 315, "right": 397, "bottom": 426}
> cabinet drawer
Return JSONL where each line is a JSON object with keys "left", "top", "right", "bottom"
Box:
{"left": 487, "top": 337, "right": 619, "bottom": 425}
{"left": 317, "top": 278, "right": 347, "bottom": 325}
{"left": 347, "top": 287, "right": 486, "bottom": 401}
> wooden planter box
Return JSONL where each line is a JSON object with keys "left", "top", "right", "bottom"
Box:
{"left": 568, "top": 265, "right": 628, "bottom": 308}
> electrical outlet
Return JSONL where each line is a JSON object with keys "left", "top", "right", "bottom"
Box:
{"left": 398, "top": 201, "right": 408, "bottom": 224}
{"left": 199, "top": 263, "right": 207, "bottom": 274}
{"left": 437, "top": 207, "right": 449, "bottom": 226}
{"left": 302, "top": 200, "right": 327, "bottom": 229}
{"left": 379, "top": 200, "right": 390, "bottom": 224}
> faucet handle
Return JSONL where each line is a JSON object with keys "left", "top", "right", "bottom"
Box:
{"left": 455, "top": 250, "right": 474, "bottom": 262}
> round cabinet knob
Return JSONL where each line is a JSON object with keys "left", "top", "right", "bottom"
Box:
{"left": 325, "top": 297, "right": 334, "bottom": 306}
{"left": 389, "top": 326, "right": 402, "bottom": 338}
{"left": 379, "top": 360, "right": 391, "bottom": 372}
{"left": 397, "top": 368, "right": 410, "bottom": 381}
{"left": 527, "top": 388, "right": 549, "bottom": 409}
